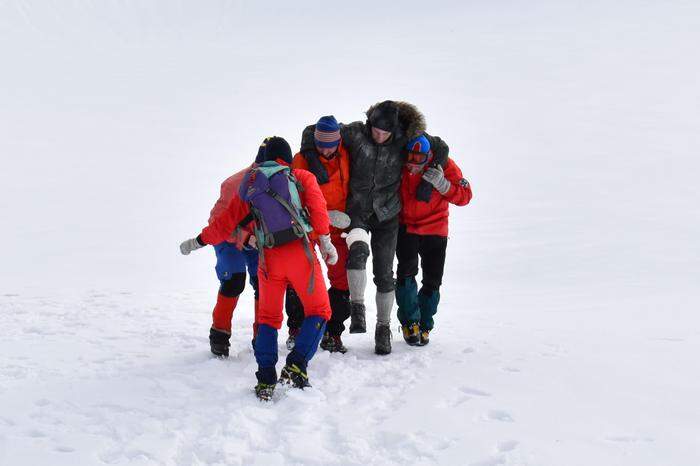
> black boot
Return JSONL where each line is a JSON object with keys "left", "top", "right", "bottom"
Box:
{"left": 320, "top": 332, "right": 348, "bottom": 354}
{"left": 209, "top": 327, "right": 231, "bottom": 357}
{"left": 375, "top": 323, "right": 392, "bottom": 355}
{"left": 349, "top": 302, "right": 367, "bottom": 334}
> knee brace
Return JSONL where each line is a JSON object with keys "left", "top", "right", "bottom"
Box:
{"left": 219, "top": 272, "right": 246, "bottom": 298}
{"left": 347, "top": 241, "right": 370, "bottom": 270}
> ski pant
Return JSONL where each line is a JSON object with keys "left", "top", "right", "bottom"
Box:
{"left": 211, "top": 243, "right": 259, "bottom": 332}
{"left": 395, "top": 225, "right": 447, "bottom": 331}
{"left": 284, "top": 233, "right": 350, "bottom": 335}
{"left": 254, "top": 239, "right": 331, "bottom": 382}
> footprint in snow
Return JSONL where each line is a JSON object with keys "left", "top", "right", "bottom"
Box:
{"left": 501, "top": 366, "right": 521, "bottom": 373}
{"left": 606, "top": 435, "right": 654, "bottom": 443}
{"left": 459, "top": 386, "right": 491, "bottom": 397}
{"left": 25, "top": 429, "right": 48, "bottom": 438}
{"left": 496, "top": 440, "right": 519, "bottom": 452}
{"left": 470, "top": 455, "right": 505, "bottom": 466}
{"left": 486, "top": 409, "right": 514, "bottom": 422}
{"left": 651, "top": 337, "right": 684, "bottom": 343}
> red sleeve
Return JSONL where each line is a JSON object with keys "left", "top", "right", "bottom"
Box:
{"left": 442, "top": 158, "right": 472, "bottom": 206}
{"left": 200, "top": 196, "right": 251, "bottom": 245}
{"left": 293, "top": 168, "right": 330, "bottom": 236}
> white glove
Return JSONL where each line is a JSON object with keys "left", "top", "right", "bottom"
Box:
{"left": 180, "top": 237, "right": 205, "bottom": 255}
{"left": 422, "top": 165, "right": 451, "bottom": 195}
{"left": 328, "top": 210, "right": 351, "bottom": 229}
{"left": 318, "top": 234, "right": 338, "bottom": 265}
{"left": 341, "top": 227, "right": 370, "bottom": 249}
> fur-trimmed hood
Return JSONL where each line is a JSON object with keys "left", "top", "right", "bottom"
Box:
{"left": 365, "top": 100, "right": 426, "bottom": 141}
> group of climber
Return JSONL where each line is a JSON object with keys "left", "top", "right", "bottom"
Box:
{"left": 179, "top": 100, "right": 472, "bottom": 400}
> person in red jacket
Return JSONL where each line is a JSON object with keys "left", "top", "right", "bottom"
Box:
{"left": 395, "top": 135, "right": 473, "bottom": 346}
{"left": 205, "top": 161, "right": 259, "bottom": 358}
{"left": 179, "top": 137, "right": 337, "bottom": 401}
{"left": 289, "top": 115, "right": 352, "bottom": 353}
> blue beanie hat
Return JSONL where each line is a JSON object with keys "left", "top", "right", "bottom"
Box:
{"left": 314, "top": 115, "right": 341, "bottom": 148}
{"left": 406, "top": 135, "right": 431, "bottom": 154}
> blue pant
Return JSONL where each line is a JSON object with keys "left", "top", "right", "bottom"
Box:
{"left": 214, "top": 242, "right": 259, "bottom": 297}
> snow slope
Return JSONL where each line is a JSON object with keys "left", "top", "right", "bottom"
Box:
{"left": 1, "top": 1, "right": 699, "bottom": 465}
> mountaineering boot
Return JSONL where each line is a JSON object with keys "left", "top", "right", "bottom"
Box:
{"left": 255, "top": 382, "right": 275, "bottom": 401}
{"left": 279, "top": 363, "right": 311, "bottom": 389}
{"left": 401, "top": 323, "right": 421, "bottom": 346}
{"left": 419, "top": 329, "right": 430, "bottom": 346}
{"left": 286, "top": 327, "right": 300, "bottom": 350}
{"left": 320, "top": 332, "right": 348, "bottom": 354}
{"left": 255, "top": 366, "right": 278, "bottom": 401}
{"left": 209, "top": 327, "right": 231, "bottom": 357}
{"left": 375, "top": 323, "right": 392, "bottom": 355}
{"left": 349, "top": 302, "right": 367, "bottom": 334}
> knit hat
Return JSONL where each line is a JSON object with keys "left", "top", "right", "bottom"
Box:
{"left": 314, "top": 115, "right": 341, "bottom": 148}
{"left": 255, "top": 136, "right": 273, "bottom": 164}
{"left": 406, "top": 135, "right": 431, "bottom": 154}
{"left": 369, "top": 100, "right": 399, "bottom": 132}
{"left": 262, "top": 136, "right": 293, "bottom": 164}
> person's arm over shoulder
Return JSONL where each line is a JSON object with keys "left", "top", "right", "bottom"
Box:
{"left": 425, "top": 134, "right": 449, "bottom": 168}
{"left": 200, "top": 195, "right": 251, "bottom": 245}
{"left": 442, "top": 158, "right": 473, "bottom": 206}
{"left": 293, "top": 168, "right": 330, "bottom": 236}
{"left": 300, "top": 124, "right": 317, "bottom": 153}
{"left": 339, "top": 121, "right": 364, "bottom": 151}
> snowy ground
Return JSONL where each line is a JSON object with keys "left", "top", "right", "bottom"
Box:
{"left": 1, "top": 1, "right": 699, "bottom": 465}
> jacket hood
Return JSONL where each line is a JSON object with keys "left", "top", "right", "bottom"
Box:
{"left": 365, "top": 100, "right": 426, "bottom": 140}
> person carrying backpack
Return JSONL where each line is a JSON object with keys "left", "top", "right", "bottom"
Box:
{"left": 179, "top": 137, "right": 337, "bottom": 401}
{"left": 395, "top": 135, "right": 473, "bottom": 346}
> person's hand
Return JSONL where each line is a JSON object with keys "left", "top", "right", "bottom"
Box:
{"left": 318, "top": 234, "right": 338, "bottom": 265}
{"left": 180, "top": 237, "right": 205, "bottom": 255}
{"left": 328, "top": 210, "right": 351, "bottom": 229}
{"left": 341, "top": 228, "right": 370, "bottom": 248}
{"left": 422, "top": 165, "right": 451, "bottom": 195}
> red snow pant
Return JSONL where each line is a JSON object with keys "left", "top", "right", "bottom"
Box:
{"left": 256, "top": 239, "right": 331, "bottom": 329}
{"left": 326, "top": 232, "right": 349, "bottom": 291}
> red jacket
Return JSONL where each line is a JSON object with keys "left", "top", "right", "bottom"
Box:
{"left": 399, "top": 157, "right": 472, "bottom": 236}
{"left": 200, "top": 168, "right": 330, "bottom": 246}
{"left": 208, "top": 164, "right": 254, "bottom": 247}
{"left": 291, "top": 144, "right": 351, "bottom": 235}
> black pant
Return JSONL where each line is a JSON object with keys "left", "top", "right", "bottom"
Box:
{"left": 285, "top": 286, "right": 305, "bottom": 330}
{"left": 347, "top": 215, "right": 399, "bottom": 292}
{"left": 395, "top": 225, "right": 447, "bottom": 293}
